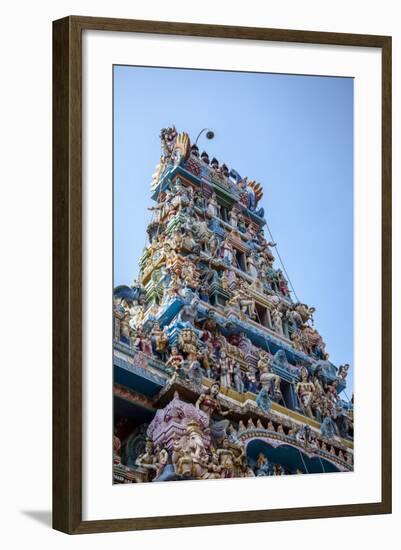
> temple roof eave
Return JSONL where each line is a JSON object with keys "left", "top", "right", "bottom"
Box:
{"left": 142, "top": 296, "right": 345, "bottom": 388}
{"left": 113, "top": 348, "right": 353, "bottom": 455}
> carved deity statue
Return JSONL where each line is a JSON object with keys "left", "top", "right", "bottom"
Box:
{"left": 337, "top": 364, "right": 350, "bottom": 382}
{"left": 233, "top": 362, "right": 245, "bottom": 393}
{"left": 271, "top": 306, "right": 284, "bottom": 335}
{"left": 296, "top": 367, "right": 315, "bottom": 418}
{"left": 135, "top": 439, "right": 157, "bottom": 481}
{"left": 255, "top": 453, "right": 270, "bottom": 476}
{"left": 207, "top": 233, "right": 220, "bottom": 257}
{"left": 151, "top": 323, "right": 169, "bottom": 360}
{"left": 186, "top": 351, "right": 203, "bottom": 390}
{"left": 196, "top": 382, "right": 230, "bottom": 441}
{"left": 247, "top": 253, "right": 259, "bottom": 279}
{"left": 206, "top": 193, "right": 220, "bottom": 218}
{"left": 218, "top": 351, "right": 232, "bottom": 388}
{"left": 295, "top": 303, "right": 316, "bottom": 323}
{"left": 221, "top": 235, "right": 235, "bottom": 265}
{"left": 258, "top": 350, "right": 281, "bottom": 399}
{"left": 290, "top": 330, "right": 304, "bottom": 351}
{"left": 181, "top": 261, "right": 200, "bottom": 288}
{"left": 178, "top": 298, "right": 199, "bottom": 327}
{"left": 166, "top": 347, "right": 185, "bottom": 381}
{"left": 128, "top": 303, "right": 145, "bottom": 331}
{"left": 171, "top": 421, "right": 217, "bottom": 479}
{"left": 216, "top": 437, "right": 240, "bottom": 478}
{"left": 277, "top": 269, "right": 290, "bottom": 296}
{"left": 232, "top": 281, "right": 257, "bottom": 319}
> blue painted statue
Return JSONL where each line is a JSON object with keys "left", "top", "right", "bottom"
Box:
{"left": 320, "top": 416, "right": 336, "bottom": 440}
{"left": 256, "top": 387, "right": 272, "bottom": 412}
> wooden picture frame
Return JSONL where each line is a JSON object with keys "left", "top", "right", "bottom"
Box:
{"left": 53, "top": 15, "right": 392, "bottom": 534}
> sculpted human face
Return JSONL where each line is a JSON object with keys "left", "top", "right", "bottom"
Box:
{"left": 211, "top": 383, "right": 220, "bottom": 396}
{"left": 188, "top": 432, "right": 203, "bottom": 450}
{"left": 159, "top": 449, "right": 168, "bottom": 464}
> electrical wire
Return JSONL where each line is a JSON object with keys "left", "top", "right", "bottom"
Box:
{"left": 264, "top": 219, "right": 300, "bottom": 304}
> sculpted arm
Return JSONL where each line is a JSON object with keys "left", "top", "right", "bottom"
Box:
{"left": 195, "top": 393, "right": 205, "bottom": 409}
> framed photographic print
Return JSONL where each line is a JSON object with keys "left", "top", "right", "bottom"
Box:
{"left": 53, "top": 16, "right": 392, "bottom": 534}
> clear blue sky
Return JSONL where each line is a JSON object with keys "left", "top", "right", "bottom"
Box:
{"left": 113, "top": 65, "right": 354, "bottom": 395}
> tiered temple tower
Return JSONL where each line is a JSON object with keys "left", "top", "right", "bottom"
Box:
{"left": 113, "top": 126, "right": 354, "bottom": 483}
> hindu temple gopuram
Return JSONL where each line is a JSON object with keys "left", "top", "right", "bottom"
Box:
{"left": 113, "top": 126, "right": 354, "bottom": 484}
